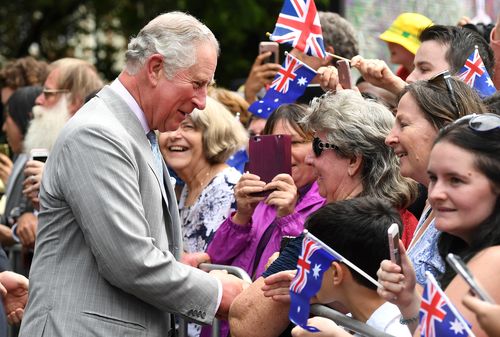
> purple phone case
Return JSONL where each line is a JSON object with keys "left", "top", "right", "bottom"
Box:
{"left": 248, "top": 134, "right": 292, "bottom": 196}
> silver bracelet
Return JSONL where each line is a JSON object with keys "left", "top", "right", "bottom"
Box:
{"left": 399, "top": 314, "right": 419, "bottom": 325}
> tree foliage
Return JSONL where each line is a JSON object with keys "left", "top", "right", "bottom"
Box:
{"left": 0, "top": 0, "right": 333, "bottom": 88}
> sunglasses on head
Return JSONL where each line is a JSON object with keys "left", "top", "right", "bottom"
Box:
{"left": 453, "top": 113, "right": 500, "bottom": 132}
{"left": 427, "top": 70, "right": 460, "bottom": 115}
{"left": 312, "top": 137, "right": 338, "bottom": 157}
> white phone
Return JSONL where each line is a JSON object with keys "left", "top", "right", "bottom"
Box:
{"left": 446, "top": 253, "right": 494, "bottom": 303}
{"left": 388, "top": 223, "right": 401, "bottom": 268}
{"left": 30, "top": 148, "right": 49, "bottom": 163}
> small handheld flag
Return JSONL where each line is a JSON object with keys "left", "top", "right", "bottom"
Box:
{"left": 457, "top": 46, "right": 496, "bottom": 97}
{"left": 248, "top": 52, "right": 317, "bottom": 118}
{"left": 419, "top": 271, "right": 475, "bottom": 337}
{"left": 269, "top": 0, "right": 326, "bottom": 58}
{"left": 289, "top": 231, "right": 381, "bottom": 332}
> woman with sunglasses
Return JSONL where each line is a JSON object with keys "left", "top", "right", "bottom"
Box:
{"left": 385, "top": 72, "right": 487, "bottom": 286}
{"left": 378, "top": 114, "right": 500, "bottom": 337}
{"left": 229, "top": 90, "right": 418, "bottom": 337}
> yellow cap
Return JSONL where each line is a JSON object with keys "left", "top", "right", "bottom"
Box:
{"left": 379, "top": 13, "right": 433, "bottom": 55}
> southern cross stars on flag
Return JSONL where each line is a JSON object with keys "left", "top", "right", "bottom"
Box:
{"left": 289, "top": 234, "right": 339, "bottom": 332}
{"left": 248, "top": 52, "right": 316, "bottom": 118}
{"left": 270, "top": 0, "right": 326, "bottom": 58}
{"left": 458, "top": 47, "right": 496, "bottom": 97}
{"left": 419, "top": 271, "right": 475, "bottom": 337}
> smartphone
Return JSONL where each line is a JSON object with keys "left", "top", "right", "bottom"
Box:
{"left": 259, "top": 41, "right": 279, "bottom": 64}
{"left": 336, "top": 59, "right": 353, "bottom": 89}
{"left": 388, "top": 223, "right": 401, "bottom": 268}
{"left": 30, "top": 148, "right": 49, "bottom": 163}
{"left": 446, "top": 253, "right": 494, "bottom": 303}
{"left": 247, "top": 134, "right": 291, "bottom": 197}
{"left": 0, "top": 143, "right": 10, "bottom": 158}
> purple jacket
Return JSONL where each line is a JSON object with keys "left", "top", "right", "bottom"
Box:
{"left": 207, "top": 182, "right": 325, "bottom": 279}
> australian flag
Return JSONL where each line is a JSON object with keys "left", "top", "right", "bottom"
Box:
{"left": 270, "top": 0, "right": 326, "bottom": 58}
{"left": 419, "top": 272, "right": 475, "bottom": 337}
{"left": 248, "top": 53, "right": 316, "bottom": 118}
{"left": 457, "top": 48, "right": 496, "bottom": 97}
{"left": 289, "top": 234, "right": 340, "bottom": 332}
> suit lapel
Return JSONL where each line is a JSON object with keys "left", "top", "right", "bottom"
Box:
{"left": 96, "top": 86, "right": 175, "bottom": 237}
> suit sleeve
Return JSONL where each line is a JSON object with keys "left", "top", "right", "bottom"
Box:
{"left": 55, "top": 125, "right": 219, "bottom": 323}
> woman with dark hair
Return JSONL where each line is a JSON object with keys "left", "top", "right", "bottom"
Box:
{"left": 378, "top": 113, "right": 500, "bottom": 337}
{"left": 207, "top": 103, "right": 324, "bottom": 280}
{"left": 385, "top": 73, "right": 487, "bottom": 286}
{"left": 0, "top": 86, "right": 41, "bottom": 247}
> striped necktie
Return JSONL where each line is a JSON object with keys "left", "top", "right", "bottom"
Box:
{"left": 147, "top": 131, "right": 164, "bottom": 185}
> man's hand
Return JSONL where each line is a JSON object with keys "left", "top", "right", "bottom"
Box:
{"left": 16, "top": 212, "right": 38, "bottom": 248}
{"left": 180, "top": 252, "right": 211, "bottom": 268}
{"left": 211, "top": 270, "right": 249, "bottom": 320}
{"left": 0, "top": 271, "right": 29, "bottom": 325}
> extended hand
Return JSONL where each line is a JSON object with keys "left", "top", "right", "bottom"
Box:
{"left": 261, "top": 270, "right": 296, "bottom": 303}
{"left": 0, "top": 271, "right": 29, "bottom": 325}
{"left": 244, "top": 53, "right": 281, "bottom": 103}
{"left": 211, "top": 270, "right": 249, "bottom": 320}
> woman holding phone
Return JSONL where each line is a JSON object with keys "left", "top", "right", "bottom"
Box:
{"left": 378, "top": 114, "right": 500, "bottom": 337}
{"left": 207, "top": 103, "right": 324, "bottom": 280}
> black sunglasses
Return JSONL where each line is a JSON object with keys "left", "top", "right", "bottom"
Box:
{"left": 428, "top": 70, "right": 460, "bottom": 115}
{"left": 313, "top": 137, "right": 338, "bottom": 157}
{"left": 453, "top": 113, "right": 500, "bottom": 132}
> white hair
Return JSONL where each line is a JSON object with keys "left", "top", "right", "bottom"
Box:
{"left": 125, "top": 11, "right": 219, "bottom": 78}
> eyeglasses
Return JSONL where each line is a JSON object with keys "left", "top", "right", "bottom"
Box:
{"left": 428, "top": 70, "right": 460, "bottom": 115}
{"left": 312, "top": 137, "right": 338, "bottom": 157}
{"left": 453, "top": 113, "right": 500, "bottom": 132}
{"left": 42, "top": 88, "right": 69, "bottom": 99}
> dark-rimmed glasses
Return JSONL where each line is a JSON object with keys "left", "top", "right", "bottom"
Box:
{"left": 313, "top": 137, "right": 338, "bottom": 157}
{"left": 428, "top": 70, "right": 460, "bottom": 115}
{"left": 42, "top": 88, "right": 69, "bottom": 99}
{"left": 453, "top": 113, "right": 500, "bottom": 132}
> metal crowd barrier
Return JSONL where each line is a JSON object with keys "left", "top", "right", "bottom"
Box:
{"left": 177, "top": 263, "right": 252, "bottom": 337}
{"left": 310, "top": 304, "right": 396, "bottom": 337}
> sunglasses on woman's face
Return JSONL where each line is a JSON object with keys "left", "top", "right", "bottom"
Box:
{"left": 428, "top": 70, "right": 460, "bottom": 115}
{"left": 312, "top": 137, "right": 338, "bottom": 157}
{"left": 453, "top": 113, "right": 500, "bottom": 132}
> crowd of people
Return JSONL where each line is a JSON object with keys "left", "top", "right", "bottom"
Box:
{"left": 0, "top": 6, "right": 498, "bottom": 337}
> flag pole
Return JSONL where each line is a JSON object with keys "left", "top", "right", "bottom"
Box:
{"left": 326, "top": 52, "right": 351, "bottom": 63}
{"left": 305, "top": 230, "right": 382, "bottom": 289}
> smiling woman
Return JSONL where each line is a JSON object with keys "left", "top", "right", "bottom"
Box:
{"left": 160, "top": 96, "right": 247, "bottom": 254}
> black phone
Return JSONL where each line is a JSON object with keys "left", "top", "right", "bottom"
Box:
{"left": 247, "top": 134, "right": 291, "bottom": 197}
{"left": 446, "top": 253, "right": 494, "bottom": 303}
{"left": 337, "top": 59, "right": 353, "bottom": 89}
{"left": 388, "top": 223, "right": 401, "bottom": 268}
{"left": 259, "top": 41, "right": 279, "bottom": 64}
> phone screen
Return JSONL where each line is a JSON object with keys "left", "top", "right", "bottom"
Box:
{"left": 388, "top": 223, "right": 401, "bottom": 267}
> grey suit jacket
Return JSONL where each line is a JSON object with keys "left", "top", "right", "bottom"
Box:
{"left": 19, "top": 86, "right": 219, "bottom": 337}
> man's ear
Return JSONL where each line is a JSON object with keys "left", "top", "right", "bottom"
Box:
{"left": 331, "top": 261, "right": 344, "bottom": 286}
{"left": 68, "top": 96, "right": 83, "bottom": 116}
{"left": 347, "top": 154, "right": 363, "bottom": 177}
{"left": 146, "top": 54, "right": 164, "bottom": 86}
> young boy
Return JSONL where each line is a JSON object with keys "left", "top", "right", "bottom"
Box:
{"left": 291, "top": 197, "right": 412, "bottom": 337}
